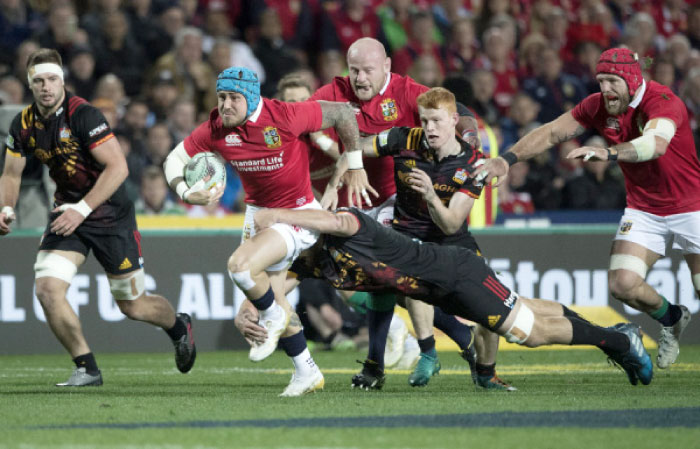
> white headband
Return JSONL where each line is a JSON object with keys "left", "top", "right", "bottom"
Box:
{"left": 27, "top": 63, "right": 64, "bottom": 85}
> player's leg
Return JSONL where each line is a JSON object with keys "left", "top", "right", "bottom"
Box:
{"left": 89, "top": 224, "right": 197, "bottom": 374}
{"left": 405, "top": 298, "right": 441, "bottom": 387}
{"left": 266, "top": 269, "right": 324, "bottom": 397}
{"left": 496, "top": 297, "right": 653, "bottom": 385}
{"left": 471, "top": 325, "right": 515, "bottom": 391}
{"left": 351, "top": 292, "right": 396, "bottom": 390}
{"left": 228, "top": 228, "right": 292, "bottom": 360}
{"left": 34, "top": 248, "right": 101, "bottom": 386}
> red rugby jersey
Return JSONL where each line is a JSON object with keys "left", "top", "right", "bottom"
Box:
{"left": 571, "top": 80, "right": 700, "bottom": 215}
{"left": 311, "top": 73, "right": 429, "bottom": 208}
{"left": 184, "top": 99, "right": 322, "bottom": 208}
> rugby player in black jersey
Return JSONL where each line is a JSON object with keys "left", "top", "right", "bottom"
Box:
{"left": 241, "top": 206, "right": 654, "bottom": 388}
{"left": 0, "top": 49, "right": 197, "bottom": 386}
{"left": 323, "top": 87, "right": 512, "bottom": 390}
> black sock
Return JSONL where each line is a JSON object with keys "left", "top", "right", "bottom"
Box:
{"left": 165, "top": 315, "right": 186, "bottom": 341}
{"left": 73, "top": 353, "right": 99, "bottom": 374}
{"left": 568, "top": 317, "right": 630, "bottom": 353}
{"left": 476, "top": 363, "right": 495, "bottom": 378}
{"left": 433, "top": 307, "right": 473, "bottom": 351}
{"left": 660, "top": 304, "right": 683, "bottom": 327}
{"left": 367, "top": 309, "right": 393, "bottom": 370}
{"left": 417, "top": 336, "right": 436, "bottom": 354}
{"left": 562, "top": 306, "right": 590, "bottom": 323}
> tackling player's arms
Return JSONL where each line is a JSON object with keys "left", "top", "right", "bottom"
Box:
{"left": 254, "top": 208, "right": 360, "bottom": 236}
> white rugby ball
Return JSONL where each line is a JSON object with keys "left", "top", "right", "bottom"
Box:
{"left": 184, "top": 152, "right": 226, "bottom": 189}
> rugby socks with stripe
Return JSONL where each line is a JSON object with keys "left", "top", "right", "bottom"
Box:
{"left": 650, "top": 296, "right": 683, "bottom": 327}
{"left": 567, "top": 317, "right": 630, "bottom": 353}
{"left": 279, "top": 331, "right": 317, "bottom": 376}
{"left": 73, "top": 352, "right": 99, "bottom": 375}
{"left": 433, "top": 307, "right": 473, "bottom": 351}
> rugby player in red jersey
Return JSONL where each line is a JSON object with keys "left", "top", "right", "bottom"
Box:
{"left": 473, "top": 48, "right": 695, "bottom": 369}
{"left": 162, "top": 66, "right": 373, "bottom": 396}
{"left": 313, "top": 38, "right": 511, "bottom": 390}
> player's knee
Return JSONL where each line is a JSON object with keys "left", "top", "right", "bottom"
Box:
{"left": 608, "top": 269, "right": 643, "bottom": 299}
{"left": 116, "top": 299, "right": 140, "bottom": 320}
{"left": 109, "top": 269, "right": 145, "bottom": 301}
{"left": 501, "top": 301, "right": 535, "bottom": 347}
{"left": 228, "top": 256, "right": 257, "bottom": 291}
{"left": 34, "top": 278, "right": 66, "bottom": 308}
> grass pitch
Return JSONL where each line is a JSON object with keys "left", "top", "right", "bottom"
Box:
{"left": 2, "top": 346, "right": 700, "bottom": 449}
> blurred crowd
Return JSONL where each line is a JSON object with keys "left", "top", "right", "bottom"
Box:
{"left": 1, "top": 0, "right": 699, "bottom": 218}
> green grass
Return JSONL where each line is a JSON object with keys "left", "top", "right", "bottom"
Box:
{"left": 2, "top": 347, "right": 700, "bottom": 449}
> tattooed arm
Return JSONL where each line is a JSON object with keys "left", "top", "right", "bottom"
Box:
{"left": 316, "top": 100, "right": 378, "bottom": 207}
{"left": 471, "top": 111, "right": 586, "bottom": 186}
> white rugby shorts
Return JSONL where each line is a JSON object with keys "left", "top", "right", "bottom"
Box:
{"left": 359, "top": 194, "right": 396, "bottom": 228}
{"left": 241, "top": 199, "right": 322, "bottom": 271}
{"left": 614, "top": 208, "right": 700, "bottom": 255}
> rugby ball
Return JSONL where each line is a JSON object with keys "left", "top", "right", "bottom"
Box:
{"left": 184, "top": 152, "right": 226, "bottom": 189}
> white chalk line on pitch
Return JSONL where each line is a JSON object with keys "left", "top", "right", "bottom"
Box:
{"left": 3, "top": 363, "right": 700, "bottom": 378}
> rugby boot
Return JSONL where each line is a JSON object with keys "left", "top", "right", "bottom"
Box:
{"left": 280, "top": 368, "right": 325, "bottom": 397}
{"left": 249, "top": 306, "right": 290, "bottom": 362}
{"left": 56, "top": 367, "right": 103, "bottom": 387}
{"left": 607, "top": 323, "right": 653, "bottom": 386}
{"left": 476, "top": 374, "right": 517, "bottom": 391}
{"left": 657, "top": 305, "right": 691, "bottom": 369}
{"left": 351, "top": 359, "right": 386, "bottom": 390}
{"left": 408, "top": 350, "right": 440, "bottom": 387}
{"left": 174, "top": 313, "right": 197, "bottom": 373}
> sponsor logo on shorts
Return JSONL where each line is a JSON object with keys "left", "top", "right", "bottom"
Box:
{"left": 620, "top": 221, "right": 633, "bottom": 235}
{"left": 453, "top": 168, "right": 467, "bottom": 184}
{"left": 119, "top": 258, "right": 132, "bottom": 270}
{"left": 380, "top": 98, "right": 398, "bottom": 121}
{"left": 488, "top": 315, "right": 501, "bottom": 328}
{"left": 225, "top": 133, "right": 242, "bottom": 146}
{"left": 89, "top": 123, "right": 108, "bottom": 137}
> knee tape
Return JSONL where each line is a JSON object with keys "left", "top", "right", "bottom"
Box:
{"left": 368, "top": 292, "right": 397, "bottom": 312}
{"left": 693, "top": 274, "right": 700, "bottom": 292}
{"left": 34, "top": 252, "right": 78, "bottom": 284}
{"left": 230, "top": 269, "right": 256, "bottom": 291}
{"left": 609, "top": 254, "right": 648, "bottom": 279}
{"left": 504, "top": 302, "right": 535, "bottom": 345}
{"left": 109, "top": 269, "right": 145, "bottom": 301}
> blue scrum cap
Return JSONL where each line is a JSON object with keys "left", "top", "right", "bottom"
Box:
{"left": 216, "top": 66, "right": 260, "bottom": 117}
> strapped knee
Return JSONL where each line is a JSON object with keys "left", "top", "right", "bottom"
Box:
{"left": 504, "top": 302, "right": 535, "bottom": 345}
{"left": 229, "top": 269, "right": 256, "bottom": 291}
{"left": 34, "top": 252, "right": 78, "bottom": 283}
{"left": 368, "top": 292, "right": 396, "bottom": 312}
{"left": 609, "top": 254, "right": 648, "bottom": 279}
{"left": 109, "top": 269, "right": 145, "bottom": 301}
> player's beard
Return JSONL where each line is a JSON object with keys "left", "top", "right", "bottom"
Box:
{"left": 603, "top": 91, "right": 631, "bottom": 116}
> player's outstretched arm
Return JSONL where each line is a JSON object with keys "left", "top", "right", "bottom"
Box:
{"left": 254, "top": 208, "right": 359, "bottom": 236}
{"left": 567, "top": 117, "right": 676, "bottom": 163}
{"left": 472, "top": 111, "right": 586, "bottom": 186}
{"left": 0, "top": 153, "right": 25, "bottom": 235}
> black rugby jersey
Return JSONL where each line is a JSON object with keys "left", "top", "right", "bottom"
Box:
{"left": 291, "top": 209, "right": 468, "bottom": 300}
{"left": 6, "top": 92, "right": 132, "bottom": 227}
{"left": 372, "top": 127, "right": 484, "bottom": 241}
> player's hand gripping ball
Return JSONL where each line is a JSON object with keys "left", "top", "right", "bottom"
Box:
{"left": 184, "top": 152, "right": 227, "bottom": 190}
